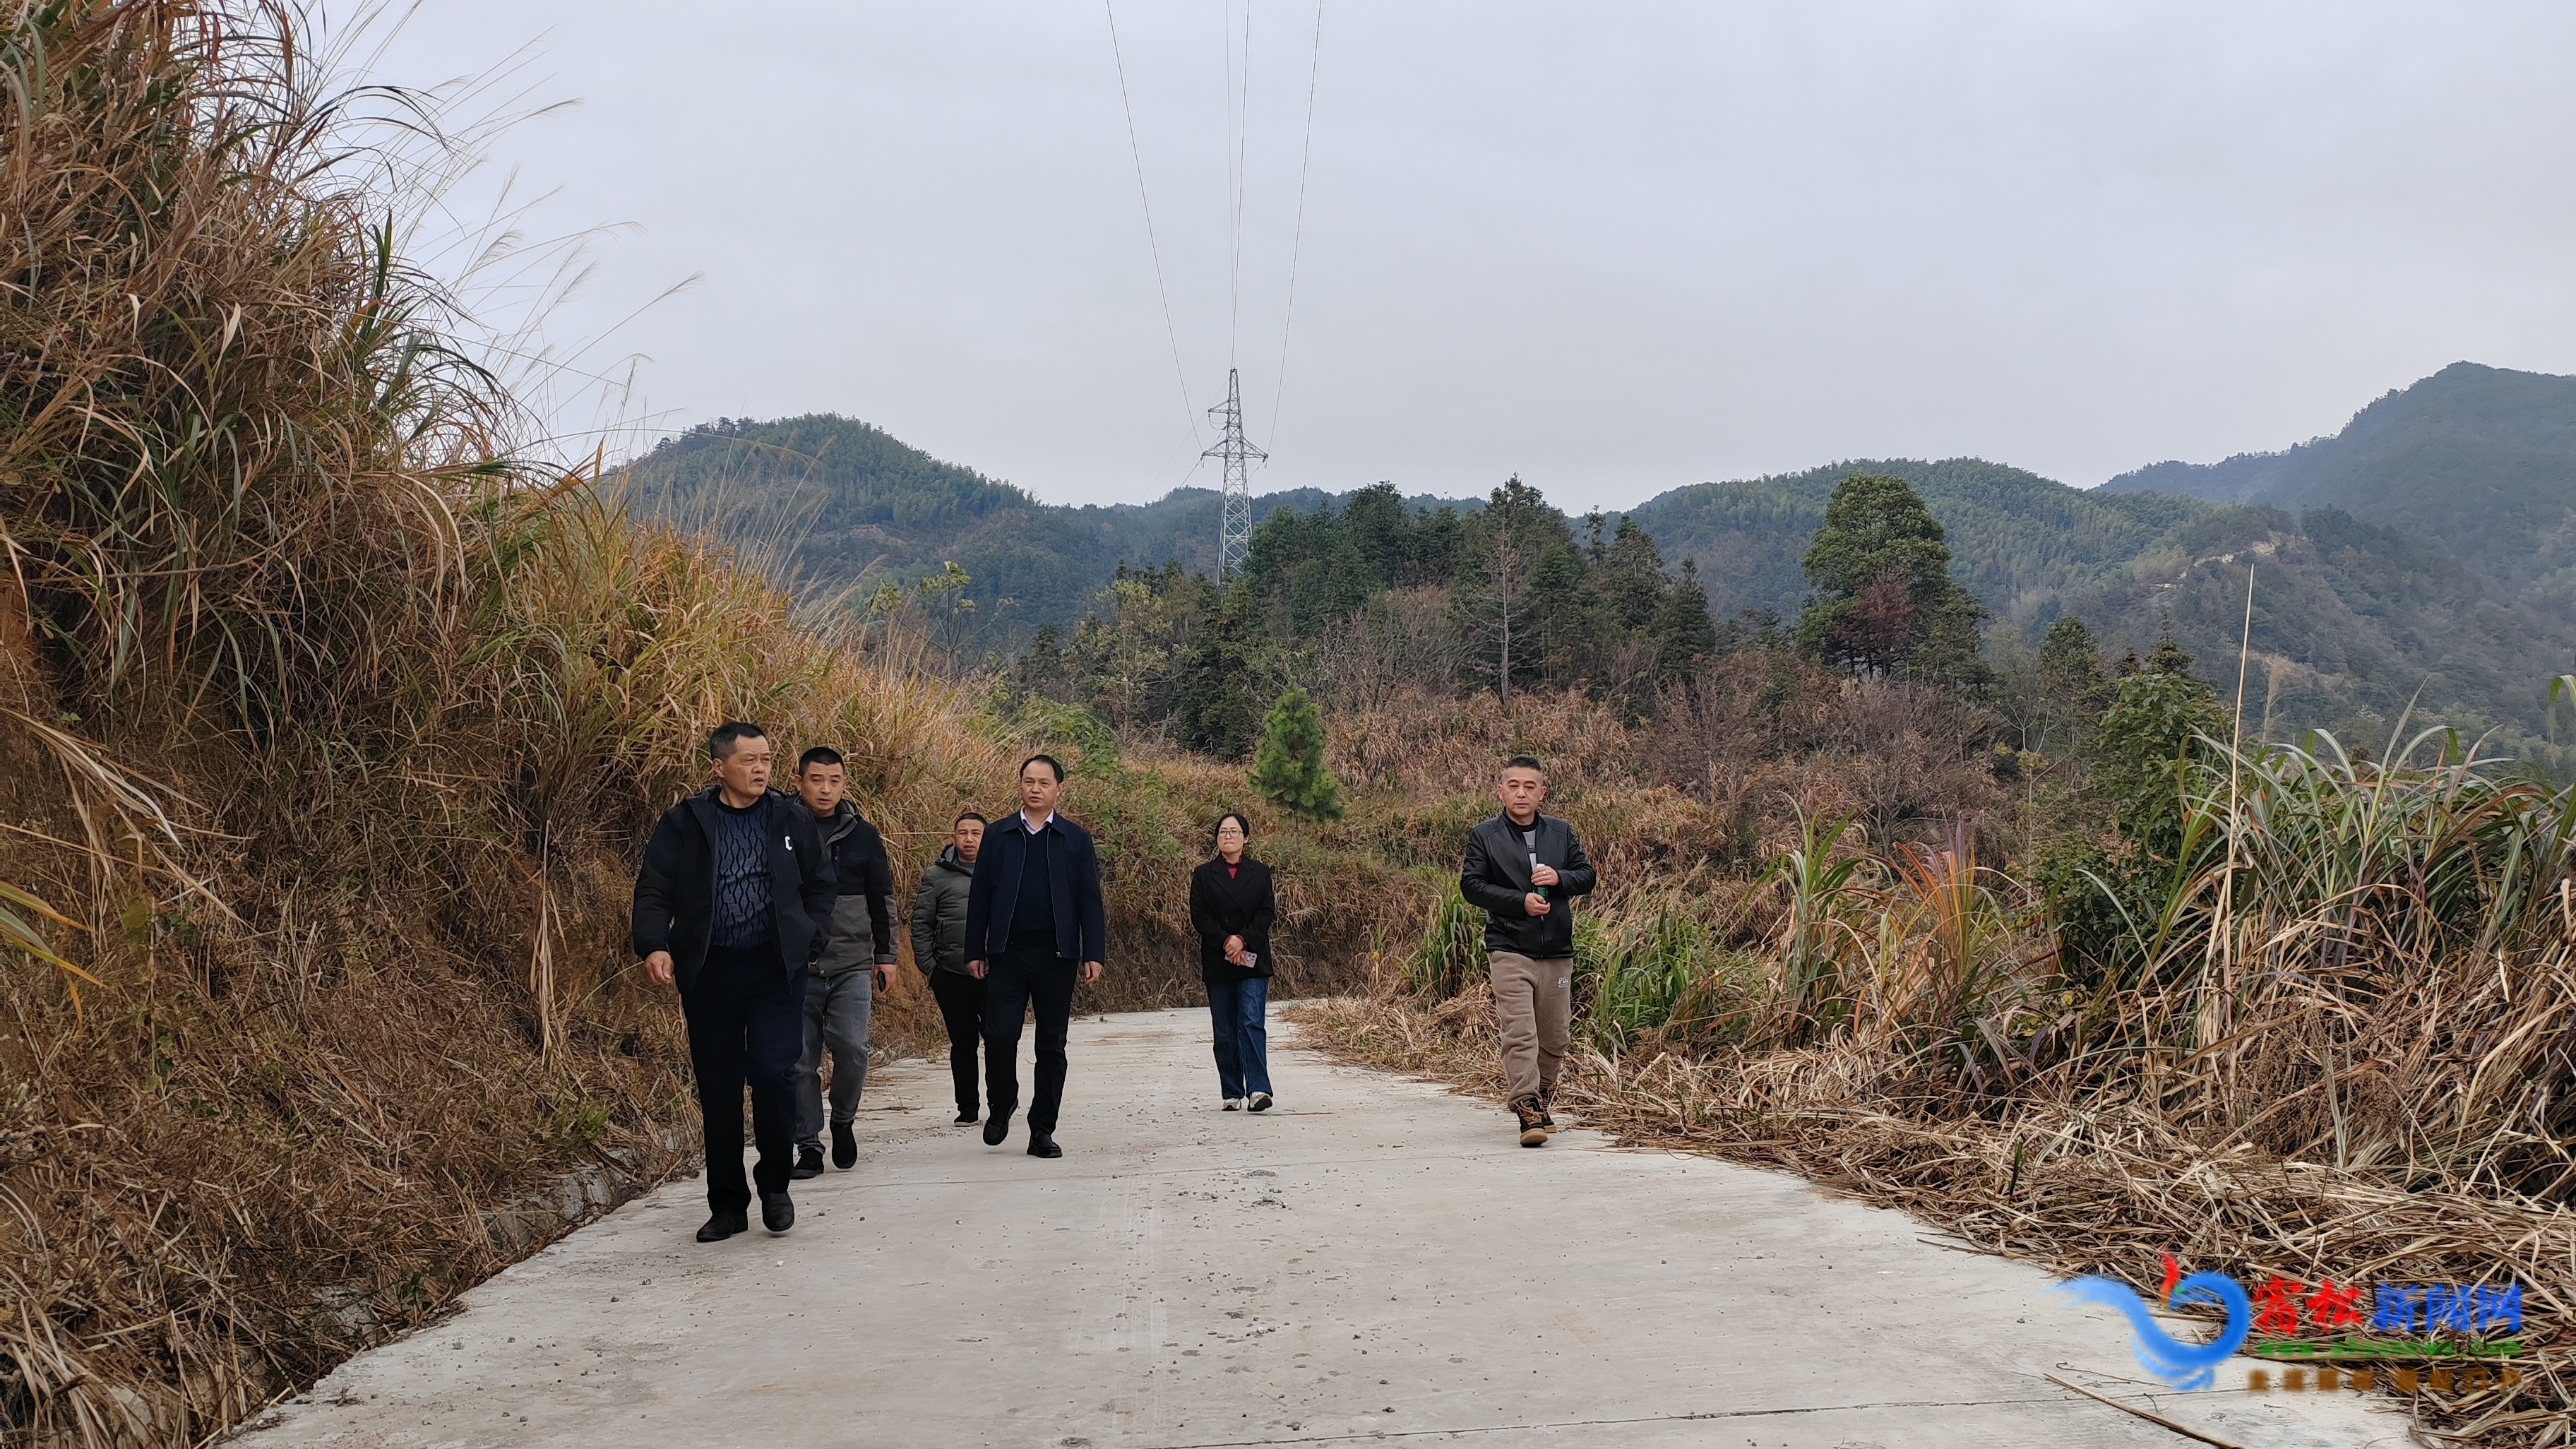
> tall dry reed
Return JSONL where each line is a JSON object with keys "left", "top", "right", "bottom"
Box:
{"left": 0, "top": 5, "right": 1007, "bottom": 1443}
{"left": 1304, "top": 722, "right": 2576, "bottom": 1446}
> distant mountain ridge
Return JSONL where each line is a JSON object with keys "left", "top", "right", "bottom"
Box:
{"left": 613, "top": 415, "right": 1445, "bottom": 647}
{"left": 620, "top": 362, "right": 2576, "bottom": 755}
{"left": 2103, "top": 362, "right": 2576, "bottom": 604}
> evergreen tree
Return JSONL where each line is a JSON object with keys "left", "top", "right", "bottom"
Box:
{"left": 2038, "top": 630, "right": 2227, "bottom": 986}
{"left": 1793, "top": 474, "right": 1988, "bottom": 687}
{"left": 1013, "top": 624, "right": 1068, "bottom": 701}
{"left": 2089, "top": 632, "right": 2227, "bottom": 859}
{"left": 1594, "top": 516, "right": 1669, "bottom": 632}
{"left": 1651, "top": 559, "right": 1719, "bottom": 678}
{"left": 1248, "top": 686, "right": 1346, "bottom": 821}
{"left": 1171, "top": 583, "right": 1264, "bottom": 759}
{"left": 2033, "top": 615, "right": 2114, "bottom": 755}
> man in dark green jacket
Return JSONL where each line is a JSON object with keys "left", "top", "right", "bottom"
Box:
{"left": 1459, "top": 754, "right": 1597, "bottom": 1148}
{"left": 909, "top": 811, "right": 985, "bottom": 1123}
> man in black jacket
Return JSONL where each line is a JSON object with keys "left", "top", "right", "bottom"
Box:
{"left": 962, "top": 755, "right": 1106, "bottom": 1159}
{"left": 633, "top": 722, "right": 835, "bottom": 1241}
{"left": 909, "top": 811, "right": 986, "bottom": 1124}
{"left": 789, "top": 747, "right": 898, "bottom": 1179}
{"left": 1459, "top": 754, "right": 1597, "bottom": 1147}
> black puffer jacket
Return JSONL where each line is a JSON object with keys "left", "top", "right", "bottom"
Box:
{"left": 909, "top": 845, "right": 975, "bottom": 975}
{"left": 1459, "top": 813, "right": 1597, "bottom": 960}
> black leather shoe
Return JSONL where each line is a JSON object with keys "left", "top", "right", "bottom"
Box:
{"left": 760, "top": 1191, "right": 794, "bottom": 1234}
{"left": 696, "top": 1208, "right": 749, "bottom": 1243}
{"left": 1027, "top": 1131, "right": 1062, "bottom": 1159}
{"left": 831, "top": 1121, "right": 857, "bottom": 1170}
{"left": 954, "top": 1108, "right": 979, "bottom": 1126}
{"left": 983, "top": 1111, "right": 1012, "bottom": 1147}
{"left": 789, "top": 1145, "right": 824, "bottom": 1180}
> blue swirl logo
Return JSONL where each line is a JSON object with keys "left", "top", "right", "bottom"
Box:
{"left": 2056, "top": 1256, "right": 2251, "bottom": 1390}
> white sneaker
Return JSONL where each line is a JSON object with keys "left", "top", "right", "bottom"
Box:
{"left": 1248, "top": 1092, "right": 1273, "bottom": 1113}
{"left": 1222, "top": 1098, "right": 1244, "bottom": 1111}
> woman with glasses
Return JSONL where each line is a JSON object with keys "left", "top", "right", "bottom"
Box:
{"left": 1188, "top": 812, "right": 1278, "bottom": 1111}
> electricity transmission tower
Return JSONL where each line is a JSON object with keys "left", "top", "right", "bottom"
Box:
{"left": 1205, "top": 367, "right": 1266, "bottom": 580}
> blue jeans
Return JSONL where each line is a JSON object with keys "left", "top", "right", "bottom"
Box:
{"left": 1205, "top": 975, "right": 1272, "bottom": 1099}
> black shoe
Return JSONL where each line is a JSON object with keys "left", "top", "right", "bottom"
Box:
{"left": 831, "top": 1121, "right": 857, "bottom": 1170}
{"left": 1513, "top": 1097, "right": 1549, "bottom": 1148}
{"left": 1027, "top": 1131, "right": 1062, "bottom": 1159}
{"left": 760, "top": 1190, "right": 794, "bottom": 1234}
{"left": 789, "top": 1145, "right": 824, "bottom": 1180}
{"left": 983, "top": 1110, "right": 1012, "bottom": 1147}
{"left": 954, "top": 1108, "right": 979, "bottom": 1126}
{"left": 696, "top": 1208, "right": 749, "bottom": 1243}
{"left": 1535, "top": 1092, "right": 1557, "bottom": 1131}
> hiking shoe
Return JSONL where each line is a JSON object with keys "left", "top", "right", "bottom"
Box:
{"left": 789, "top": 1145, "right": 825, "bottom": 1180}
{"left": 831, "top": 1121, "right": 857, "bottom": 1170}
{"left": 696, "top": 1208, "right": 749, "bottom": 1243}
{"left": 1535, "top": 1092, "right": 1557, "bottom": 1132}
{"left": 983, "top": 1109, "right": 1012, "bottom": 1147}
{"left": 1222, "top": 1098, "right": 1244, "bottom": 1111}
{"left": 760, "top": 1190, "right": 794, "bottom": 1234}
{"left": 1513, "top": 1097, "right": 1549, "bottom": 1148}
{"left": 1248, "top": 1092, "right": 1273, "bottom": 1113}
{"left": 1027, "top": 1131, "right": 1063, "bottom": 1159}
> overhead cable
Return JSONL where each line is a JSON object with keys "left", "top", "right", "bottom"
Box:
{"left": 1268, "top": 0, "right": 1323, "bottom": 448}
{"left": 1104, "top": 0, "right": 1201, "bottom": 446}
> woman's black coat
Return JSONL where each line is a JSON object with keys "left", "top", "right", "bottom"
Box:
{"left": 1188, "top": 856, "right": 1277, "bottom": 982}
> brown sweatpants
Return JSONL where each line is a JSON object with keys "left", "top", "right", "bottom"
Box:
{"left": 1488, "top": 950, "right": 1572, "bottom": 1105}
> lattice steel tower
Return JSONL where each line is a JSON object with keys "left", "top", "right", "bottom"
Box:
{"left": 1205, "top": 367, "right": 1267, "bottom": 580}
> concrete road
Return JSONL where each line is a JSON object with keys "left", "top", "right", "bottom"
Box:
{"left": 233, "top": 1009, "right": 2400, "bottom": 1448}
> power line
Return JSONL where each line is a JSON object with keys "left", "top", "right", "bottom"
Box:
{"left": 1104, "top": 0, "right": 1200, "bottom": 447}
{"left": 1268, "top": 0, "right": 1323, "bottom": 446}
{"left": 1226, "top": 0, "right": 1255, "bottom": 371}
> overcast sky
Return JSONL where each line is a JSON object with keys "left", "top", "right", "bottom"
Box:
{"left": 367, "top": 2, "right": 2576, "bottom": 510}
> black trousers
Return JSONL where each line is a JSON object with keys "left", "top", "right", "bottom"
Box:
{"left": 984, "top": 946, "right": 1078, "bottom": 1133}
{"left": 927, "top": 969, "right": 986, "bottom": 1114}
{"left": 681, "top": 944, "right": 805, "bottom": 1211}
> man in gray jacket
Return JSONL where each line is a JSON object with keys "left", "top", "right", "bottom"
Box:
{"left": 910, "top": 811, "right": 986, "bottom": 1124}
{"left": 791, "top": 748, "right": 898, "bottom": 1176}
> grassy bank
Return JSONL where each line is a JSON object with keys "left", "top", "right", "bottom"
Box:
{"left": 0, "top": 5, "right": 1020, "bottom": 1440}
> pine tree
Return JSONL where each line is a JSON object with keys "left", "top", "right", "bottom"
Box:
{"left": 1651, "top": 558, "right": 1719, "bottom": 679}
{"left": 1792, "top": 474, "right": 1988, "bottom": 688}
{"left": 1248, "top": 686, "right": 1346, "bottom": 821}
{"left": 1172, "top": 583, "right": 1263, "bottom": 759}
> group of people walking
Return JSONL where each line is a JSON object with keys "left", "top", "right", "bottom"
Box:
{"left": 632, "top": 723, "right": 1594, "bottom": 1243}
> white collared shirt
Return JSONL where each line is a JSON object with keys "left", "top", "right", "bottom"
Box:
{"left": 1020, "top": 810, "right": 1056, "bottom": 834}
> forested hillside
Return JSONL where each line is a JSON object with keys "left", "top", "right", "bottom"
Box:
{"left": 2105, "top": 362, "right": 2576, "bottom": 606}
{"left": 1628, "top": 451, "right": 2576, "bottom": 752}
{"left": 627, "top": 362, "right": 2576, "bottom": 754}
{"left": 620, "top": 415, "right": 1390, "bottom": 647}
{"left": 1010, "top": 478, "right": 1718, "bottom": 758}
